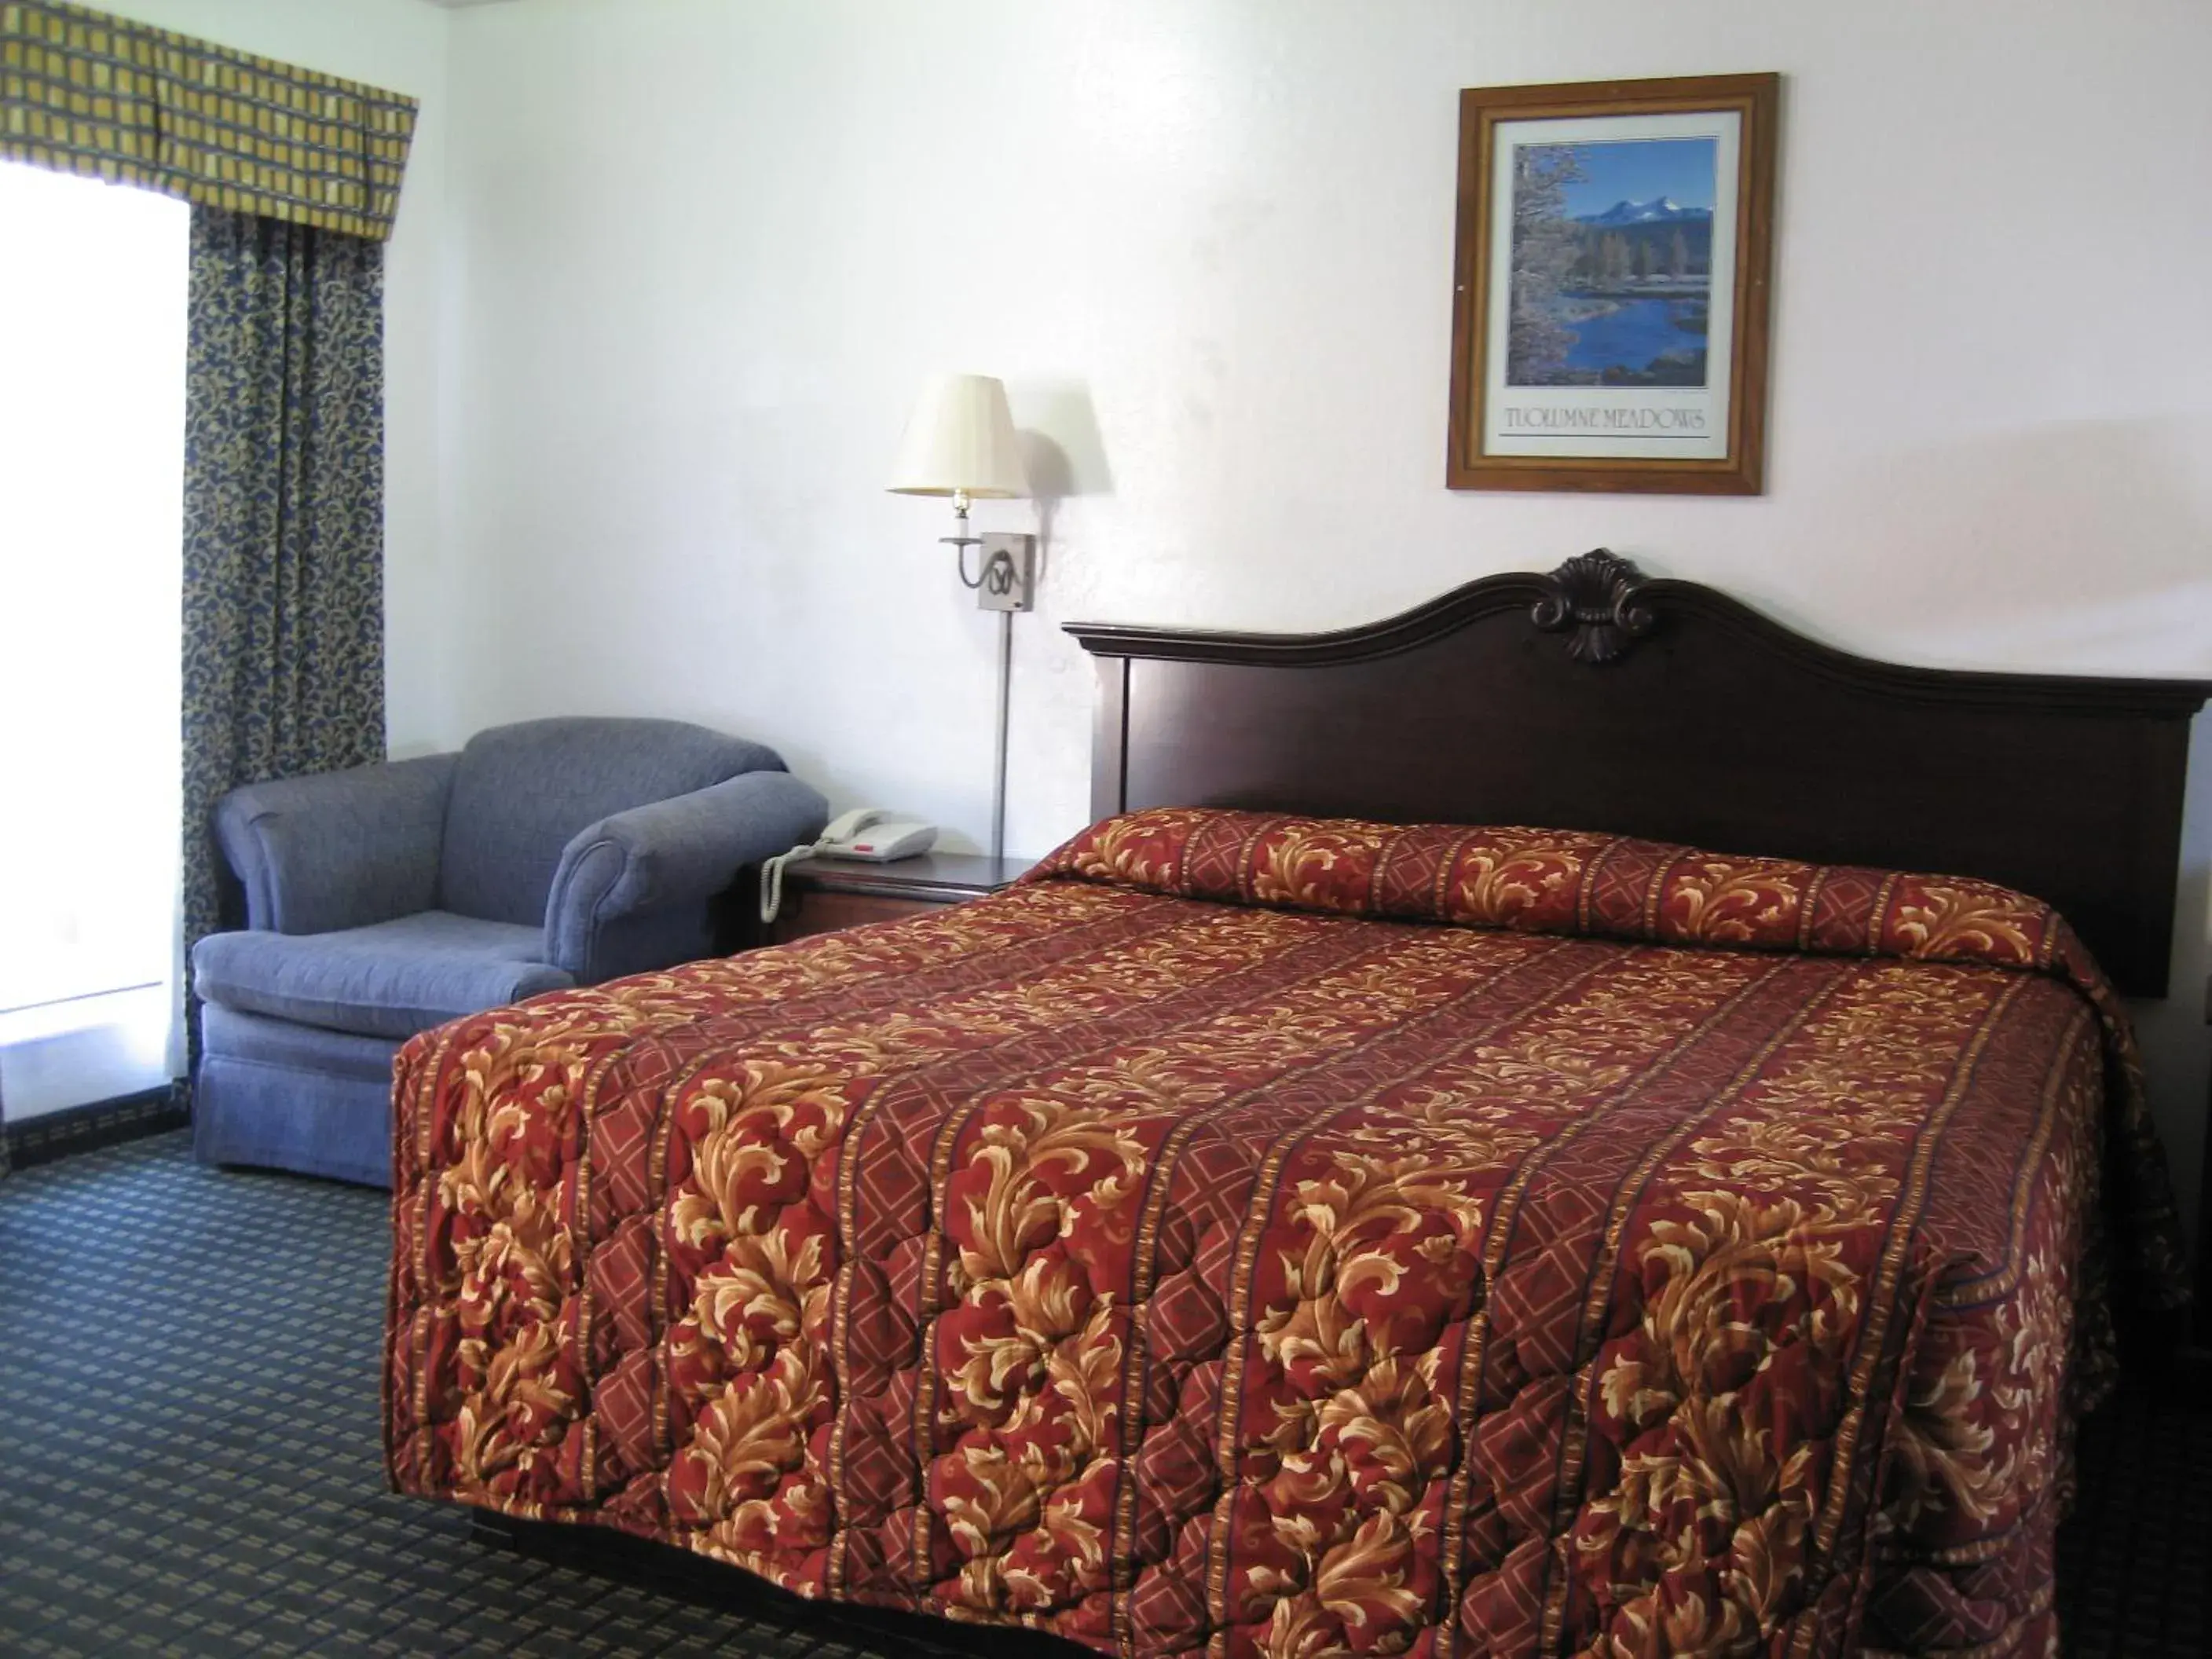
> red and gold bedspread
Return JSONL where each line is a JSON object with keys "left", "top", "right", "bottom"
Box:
{"left": 384, "top": 810, "right": 2188, "bottom": 1657}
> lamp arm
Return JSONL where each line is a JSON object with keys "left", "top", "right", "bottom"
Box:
{"left": 943, "top": 535, "right": 986, "bottom": 588}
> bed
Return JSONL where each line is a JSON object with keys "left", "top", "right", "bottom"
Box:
{"left": 384, "top": 553, "right": 2203, "bottom": 1657}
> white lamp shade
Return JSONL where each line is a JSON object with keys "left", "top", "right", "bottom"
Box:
{"left": 887, "top": 372, "right": 1030, "bottom": 499}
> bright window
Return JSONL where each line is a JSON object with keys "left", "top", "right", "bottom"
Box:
{"left": 0, "top": 161, "right": 189, "bottom": 1116}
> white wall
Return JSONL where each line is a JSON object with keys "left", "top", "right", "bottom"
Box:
{"left": 431, "top": 0, "right": 2212, "bottom": 1244}
{"left": 102, "top": 0, "right": 456, "bottom": 753}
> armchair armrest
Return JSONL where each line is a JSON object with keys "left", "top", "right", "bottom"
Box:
{"left": 544, "top": 770, "right": 830, "bottom": 978}
{"left": 213, "top": 753, "right": 457, "bottom": 935}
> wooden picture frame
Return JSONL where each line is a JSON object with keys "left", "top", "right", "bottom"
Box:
{"left": 1447, "top": 73, "right": 1780, "bottom": 494}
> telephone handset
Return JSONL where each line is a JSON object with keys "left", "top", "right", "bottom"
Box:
{"left": 761, "top": 808, "right": 940, "bottom": 924}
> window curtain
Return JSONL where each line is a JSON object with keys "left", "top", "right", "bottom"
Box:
{"left": 181, "top": 205, "right": 388, "bottom": 1042}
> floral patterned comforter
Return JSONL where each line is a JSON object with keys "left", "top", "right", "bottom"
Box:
{"left": 384, "top": 810, "right": 2188, "bottom": 1658}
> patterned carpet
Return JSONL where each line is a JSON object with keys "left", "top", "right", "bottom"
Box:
{"left": 0, "top": 1132, "right": 2204, "bottom": 1657}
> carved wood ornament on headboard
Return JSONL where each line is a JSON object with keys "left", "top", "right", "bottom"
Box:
{"left": 1067, "top": 551, "right": 2210, "bottom": 998}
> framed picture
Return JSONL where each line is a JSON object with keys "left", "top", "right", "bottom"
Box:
{"left": 1447, "top": 73, "right": 1779, "bottom": 494}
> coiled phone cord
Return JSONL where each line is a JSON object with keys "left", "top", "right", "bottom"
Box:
{"left": 760, "top": 844, "right": 816, "bottom": 925}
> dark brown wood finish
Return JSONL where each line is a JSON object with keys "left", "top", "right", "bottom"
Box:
{"left": 1069, "top": 552, "right": 2209, "bottom": 998}
{"left": 787, "top": 851, "right": 1030, "bottom": 905}
{"left": 2202, "top": 976, "right": 2212, "bottom": 1326}
{"left": 767, "top": 852, "right": 1030, "bottom": 946}
{"left": 1447, "top": 74, "right": 1780, "bottom": 495}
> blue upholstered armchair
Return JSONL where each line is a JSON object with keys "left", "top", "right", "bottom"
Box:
{"left": 189, "top": 717, "right": 828, "bottom": 1186}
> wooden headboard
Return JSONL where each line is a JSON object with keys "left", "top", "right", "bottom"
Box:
{"left": 1066, "top": 551, "right": 2209, "bottom": 998}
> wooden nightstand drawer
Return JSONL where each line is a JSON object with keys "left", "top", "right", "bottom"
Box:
{"left": 767, "top": 851, "right": 1028, "bottom": 947}
{"left": 771, "top": 889, "right": 945, "bottom": 942}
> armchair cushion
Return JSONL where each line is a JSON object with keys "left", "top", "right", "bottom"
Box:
{"left": 439, "top": 718, "right": 785, "bottom": 925}
{"left": 544, "top": 770, "right": 831, "bottom": 980}
{"left": 192, "top": 910, "right": 573, "bottom": 1041}
{"left": 214, "top": 753, "right": 457, "bottom": 935}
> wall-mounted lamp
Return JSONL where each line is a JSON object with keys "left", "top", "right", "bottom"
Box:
{"left": 888, "top": 373, "right": 1037, "bottom": 860}
{"left": 888, "top": 372, "right": 1035, "bottom": 610}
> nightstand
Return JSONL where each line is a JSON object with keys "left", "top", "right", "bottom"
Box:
{"left": 767, "top": 851, "right": 1030, "bottom": 945}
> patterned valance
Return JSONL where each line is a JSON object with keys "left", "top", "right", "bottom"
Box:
{"left": 0, "top": 1, "right": 416, "bottom": 240}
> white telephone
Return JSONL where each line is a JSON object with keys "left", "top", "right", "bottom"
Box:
{"left": 761, "top": 808, "right": 940, "bottom": 924}
{"left": 815, "top": 808, "right": 939, "bottom": 862}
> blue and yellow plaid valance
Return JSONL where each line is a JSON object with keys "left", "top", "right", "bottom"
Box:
{"left": 1, "top": 1, "right": 416, "bottom": 240}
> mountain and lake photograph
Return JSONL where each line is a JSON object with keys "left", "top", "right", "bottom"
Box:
{"left": 1506, "top": 134, "right": 1719, "bottom": 387}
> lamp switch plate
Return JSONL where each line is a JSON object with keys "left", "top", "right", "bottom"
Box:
{"left": 976, "top": 533, "right": 1036, "bottom": 613}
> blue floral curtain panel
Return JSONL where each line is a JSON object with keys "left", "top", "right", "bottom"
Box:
{"left": 181, "top": 205, "right": 387, "bottom": 1025}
